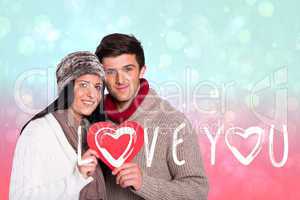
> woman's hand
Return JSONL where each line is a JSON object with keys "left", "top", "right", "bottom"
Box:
{"left": 78, "top": 149, "right": 98, "bottom": 179}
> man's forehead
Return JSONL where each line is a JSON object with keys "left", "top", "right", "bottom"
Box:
{"left": 102, "top": 54, "right": 138, "bottom": 69}
{"left": 103, "top": 64, "right": 136, "bottom": 70}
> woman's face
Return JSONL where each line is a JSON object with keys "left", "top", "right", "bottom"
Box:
{"left": 70, "top": 74, "right": 102, "bottom": 119}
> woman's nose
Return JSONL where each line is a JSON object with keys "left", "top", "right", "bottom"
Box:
{"left": 86, "top": 87, "right": 97, "bottom": 98}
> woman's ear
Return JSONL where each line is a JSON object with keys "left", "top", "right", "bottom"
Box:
{"left": 139, "top": 65, "right": 146, "bottom": 78}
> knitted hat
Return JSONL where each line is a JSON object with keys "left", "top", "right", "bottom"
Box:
{"left": 56, "top": 51, "right": 104, "bottom": 93}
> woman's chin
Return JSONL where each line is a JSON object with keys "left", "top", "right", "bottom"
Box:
{"left": 79, "top": 109, "right": 94, "bottom": 117}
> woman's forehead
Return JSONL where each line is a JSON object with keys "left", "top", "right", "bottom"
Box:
{"left": 76, "top": 74, "right": 102, "bottom": 84}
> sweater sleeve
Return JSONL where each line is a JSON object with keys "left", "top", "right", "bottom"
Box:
{"left": 132, "top": 120, "right": 209, "bottom": 200}
{"left": 9, "top": 121, "right": 93, "bottom": 200}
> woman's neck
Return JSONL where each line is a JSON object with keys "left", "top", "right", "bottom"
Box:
{"left": 67, "top": 108, "right": 82, "bottom": 128}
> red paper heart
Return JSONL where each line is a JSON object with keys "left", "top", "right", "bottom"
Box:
{"left": 87, "top": 121, "right": 144, "bottom": 170}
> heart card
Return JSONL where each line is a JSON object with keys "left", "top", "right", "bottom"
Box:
{"left": 87, "top": 121, "right": 144, "bottom": 170}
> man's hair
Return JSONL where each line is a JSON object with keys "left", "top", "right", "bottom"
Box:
{"left": 95, "top": 33, "right": 145, "bottom": 68}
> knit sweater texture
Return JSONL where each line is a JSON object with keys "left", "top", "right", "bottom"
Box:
{"left": 10, "top": 114, "right": 94, "bottom": 200}
{"left": 104, "top": 88, "right": 209, "bottom": 200}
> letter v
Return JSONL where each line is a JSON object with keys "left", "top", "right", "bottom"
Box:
{"left": 144, "top": 127, "right": 159, "bottom": 167}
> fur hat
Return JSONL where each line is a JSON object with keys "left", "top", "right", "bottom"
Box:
{"left": 56, "top": 51, "right": 104, "bottom": 93}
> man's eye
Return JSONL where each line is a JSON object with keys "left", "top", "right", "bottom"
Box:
{"left": 95, "top": 85, "right": 102, "bottom": 91}
{"left": 124, "top": 67, "right": 133, "bottom": 72}
{"left": 105, "top": 70, "right": 116, "bottom": 75}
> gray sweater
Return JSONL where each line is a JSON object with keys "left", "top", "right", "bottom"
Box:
{"left": 105, "top": 89, "right": 209, "bottom": 200}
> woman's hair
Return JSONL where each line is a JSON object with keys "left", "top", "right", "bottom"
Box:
{"left": 20, "top": 80, "right": 105, "bottom": 133}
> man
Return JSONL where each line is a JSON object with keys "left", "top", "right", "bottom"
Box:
{"left": 95, "top": 33, "right": 209, "bottom": 200}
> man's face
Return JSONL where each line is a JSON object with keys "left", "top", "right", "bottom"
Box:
{"left": 102, "top": 54, "right": 145, "bottom": 108}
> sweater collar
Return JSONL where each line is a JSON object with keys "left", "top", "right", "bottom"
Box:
{"left": 104, "top": 78, "right": 150, "bottom": 123}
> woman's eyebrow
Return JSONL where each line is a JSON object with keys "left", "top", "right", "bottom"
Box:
{"left": 76, "top": 80, "right": 89, "bottom": 83}
{"left": 77, "top": 79, "right": 102, "bottom": 86}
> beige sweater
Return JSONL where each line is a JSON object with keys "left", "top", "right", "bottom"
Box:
{"left": 104, "top": 89, "right": 209, "bottom": 200}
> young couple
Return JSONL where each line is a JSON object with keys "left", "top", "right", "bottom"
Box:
{"left": 10, "top": 33, "right": 209, "bottom": 200}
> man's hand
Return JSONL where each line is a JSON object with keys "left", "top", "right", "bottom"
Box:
{"left": 112, "top": 162, "right": 143, "bottom": 191}
{"left": 78, "top": 149, "right": 98, "bottom": 179}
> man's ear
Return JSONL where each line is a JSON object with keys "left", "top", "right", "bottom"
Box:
{"left": 139, "top": 65, "right": 146, "bottom": 78}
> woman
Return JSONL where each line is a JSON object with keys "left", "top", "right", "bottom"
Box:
{"left": 10, "top": 51, "right": 107, "bottom": 200}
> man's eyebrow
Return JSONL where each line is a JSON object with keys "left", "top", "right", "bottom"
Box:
{"left": 105, "top": 64, "right": 136, "bottom": 70}
{"left": 122, "top": 64, "right": 136, "bottom": 68}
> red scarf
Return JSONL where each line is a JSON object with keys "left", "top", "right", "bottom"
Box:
{"left": 104, "top": 78, "right": 149, "bottom": 123}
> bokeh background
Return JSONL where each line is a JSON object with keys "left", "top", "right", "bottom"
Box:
{"left": 1, "top": 0, "right": 299, "bottom": 199}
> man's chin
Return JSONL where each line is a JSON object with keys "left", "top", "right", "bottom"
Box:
{"left": 112, "top": 93, "right": 131, "bottom": 102}
{"left": 115, "top": 97, "right": 131, "bottom": 102}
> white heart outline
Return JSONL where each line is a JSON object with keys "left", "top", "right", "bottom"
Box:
{"left": 95, "top": 127, "right": 136, "bottom": 168}
{"left": 225, "top": 126, "right": 264, "bottom": 165}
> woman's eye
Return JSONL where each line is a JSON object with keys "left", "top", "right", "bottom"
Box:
{"left": 79, "top": 82, "right": 88, "bottom": 88}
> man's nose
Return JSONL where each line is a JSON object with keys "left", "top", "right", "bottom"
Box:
{"left": 116, "top": 71, "right": 125, "bottom": 84}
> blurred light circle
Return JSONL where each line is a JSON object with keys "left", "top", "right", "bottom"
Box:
{"left": 0, "top": 16, "right": 11, "bottom": 39}
{"left": 159, "top": 54, "right": 173, "bottom": 69}
{"left": 258, "top": 1, "right": 274, "bottom": 17}
{"left": 288, "top": 97, "right": 299, "bottom": 111}
{"left": 18, "top": 36, "right": 36, "bottom": 55}
{"left": 246, "top": 0, "right": 257, "bottom": 6}
{"left": 238, "top": 30, "right": 252, "bottom": 44}
{"left": 165, "top": 30, "right": 187, "bottom": 50}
